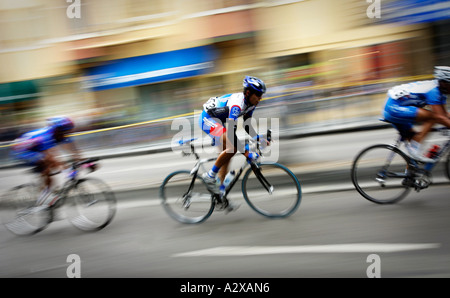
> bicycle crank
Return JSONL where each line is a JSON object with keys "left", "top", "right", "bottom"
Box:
{"left": 413, "top": 171, "right": 432, "bottom": 192}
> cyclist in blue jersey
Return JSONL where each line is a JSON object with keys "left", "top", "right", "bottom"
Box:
{"left": 11, "top": 116, "right": 82, "bottom": 207}
{"left": 199, "top": 76, "right": 268, "bottom": 212}
{"left": 383, "top": 66, "right": 450, "bottom": 162}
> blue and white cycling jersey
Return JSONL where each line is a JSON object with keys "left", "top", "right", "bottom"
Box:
{"left": 202, "top": 93, "right": 256, "bottom": 123}
{"left": 387, "top": 80, "right": 446, "bottom": 107}
{"left": 383, "top": 80, "right": 447, "bottom": 124}
{"left": 12, "top": 126, "right": 72, "bottom": 165}
{"left": 199, "top": 93, "right": 258, "bottom": 146}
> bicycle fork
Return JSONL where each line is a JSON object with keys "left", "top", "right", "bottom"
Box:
{"left": 250, "top": 163, "right": 274, "bottom": 194}
{"left": 221, "top": 162, "right": 274, "bottom": 202}
{"left": 181, "top": 173, "right": 199, "bottom": 209}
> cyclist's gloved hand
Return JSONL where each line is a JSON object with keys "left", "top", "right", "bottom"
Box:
{"left": 254, "top": 135, "right": 270, "bottom": 148}
{"left": 246, "top": 151, "right": 259, "bottom": 164}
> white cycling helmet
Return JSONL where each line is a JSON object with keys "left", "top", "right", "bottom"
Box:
{"left": 434, "top": 66, "right": 450, "bottom": 82}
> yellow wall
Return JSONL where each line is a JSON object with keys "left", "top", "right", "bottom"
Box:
{"left": 257, "top": 0, "right": 429, "bottom": 58}
{"left": 0, "top": 0, "right": 433, "bottom": 83}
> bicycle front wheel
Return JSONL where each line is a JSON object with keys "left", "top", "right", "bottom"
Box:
{"left": 160, "top": 170, "right": 214, "bottom": 224}
{"left": 351, "top": 144, "right": 411, "bottom": 204}
{"left": 242, "top": 162, "right": 302, "bottom": 218}
{"left": 0, "top": 184, "right": 51, "bottom": 236}
{"left": 65, "top": 178, "right": 117, "bottom": 231}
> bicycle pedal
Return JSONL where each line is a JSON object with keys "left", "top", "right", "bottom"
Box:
{"left": 215, "top": 198, "right": 229, "bottom": 211}
{"left": 215, "top": 204, "right": 226, "bottom": 211}
{"left": 414, "top": 182, "right": 430, "bottom": 192}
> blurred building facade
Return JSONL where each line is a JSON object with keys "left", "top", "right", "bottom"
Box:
{"left": 0, "top": 0, "right": 449, "bottom": 141}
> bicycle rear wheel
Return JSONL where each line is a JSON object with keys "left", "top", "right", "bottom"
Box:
{"left": 351, "top": 144, "right": 411, "bottom": 204}
{"left": 65, "top": 178, "right": 117, "bottom": 231}
{"left": 242, "top": 162, "right": 301, "bottom": 218}
{"left": 160, "top": 170, "right": 214, "bottom": 224}
{"left": 0, "top": 184, "right": 51, "bottom": 236}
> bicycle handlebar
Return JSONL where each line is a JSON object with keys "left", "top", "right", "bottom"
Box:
{"left": 250, "top": 129, "right": 272, "bottom": 157}
{"left": 72, "top": 157, "right": 100, "bottom": 171}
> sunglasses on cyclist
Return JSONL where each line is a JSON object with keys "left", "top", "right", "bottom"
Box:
{"left": 253, "top": 90, "right": 263, "bottom": 97}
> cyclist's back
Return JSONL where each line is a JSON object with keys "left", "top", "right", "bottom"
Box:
{"left": 202, "top": 92, "right": 256, "bottom": 123}
{"left": 382, "top": 66, "right": 450, "bottom": 163}
{"left": 12, "top": 127, "right": 58, "bottom": 164}
{"left": 385, "top": 80, "right": 444, "bottom": 110}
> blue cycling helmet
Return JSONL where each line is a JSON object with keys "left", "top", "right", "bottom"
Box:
{"left": 47, "top": 116, "right": 74, "bottom": 132}
{"left": 243, "top": 76, "right": 266, "bottom": 94}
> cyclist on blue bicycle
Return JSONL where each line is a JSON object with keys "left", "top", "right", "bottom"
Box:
{"left": 11, "top": 116, "right": 82, "bottom": 207}
{"left": 383, "top": 66, "right": 450, "bottom": 163}
{"left": 199, "top": 76, "right": 268, "bottom": 212}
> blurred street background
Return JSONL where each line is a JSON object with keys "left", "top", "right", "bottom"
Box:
{"left": 1, "top": 0, "right": 449, "bottom": 164}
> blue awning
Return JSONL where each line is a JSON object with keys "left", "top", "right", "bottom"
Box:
{"left": 381, "top": 0, "right": 450, "bottom": 25}
{"left": 84, "top": 45, "right": 217, "bottom": 91}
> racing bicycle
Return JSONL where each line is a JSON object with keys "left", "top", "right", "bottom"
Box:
{"left": 351, "top": 121, "right": 450, "bottom": 204}
{"left": 0, "top": 158, "right": 117, "bottom": 236}
{"left": 160, "top": 130, "right": 302, "bottom": 223}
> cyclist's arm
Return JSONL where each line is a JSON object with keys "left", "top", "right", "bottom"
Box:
{"left": 227, "top": 105, "right": 260, "bottom": 158}
{"left": 244, "top": 112, "right": 270, "bottom": 146}
{"left": 42, "top": 147, "right": 66, "bottom": 171}
{"left": 425, "top": 87, "right": 450, "bottom": 126}
{"left": 430, "top": 104, "right": 450, "bottom": 128}
{"left": 225, "top": 118, "right": 245, "bottom": 154}
{"left": 243, "top": 113, "right": 258, "bottom": 139}
{"left": 225, "top": 103, "right": 248, "bottom": 155}
{"left": 59, "top": 140, "right": 82, "bottom": 162}
{"left": 225, "top": 120, "right": 259, "bottom": 160}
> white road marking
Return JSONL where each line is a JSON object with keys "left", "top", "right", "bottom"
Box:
{"left": 172, "top": 243, "right": 441, "bottom": 257}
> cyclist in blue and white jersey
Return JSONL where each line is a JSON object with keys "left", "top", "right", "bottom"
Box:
{"left": 199, "top": 76, "right": 267, "bottom": 212}
{"left": 383, "top": 66, "right": 450, "bottom": 162}
{"left": 11, "top": 116, "right": 82, "bottom": 207}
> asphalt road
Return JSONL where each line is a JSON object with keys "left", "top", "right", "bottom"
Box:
{"left": 0, "top": 128, "right": 449, "bottom": 280}
{"left": 0, "top": 185, "right": 449, "bottom": 279}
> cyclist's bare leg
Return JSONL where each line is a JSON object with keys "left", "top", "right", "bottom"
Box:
{"left": 38, "top": 150, "right": 65, "bottom": 193}
{"left": 412, "top": 120, "right": 435, "bottom": 143}
{"left": 41, "top": 155, "right": 59, "bottom": 189}
{"left": 214, "top": 133, "right": 241, "bottom": 211}
{"left": 215, "top": 132, "right": 236, "bottom": 184}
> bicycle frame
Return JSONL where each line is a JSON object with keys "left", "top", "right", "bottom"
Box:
{"left": 179, "top": 131, "right": 272, "bottom": 203}
{"left": 424, "top": 137, "right": 450, "bottom": 171}
{"left": 180, "top": 141, "right": 252, "bottom": 204}
{"left": 378, "top": 127, "right": 450, "bottom": 192}
{"left": 49, "top": 158, "right": 100, "bottom": 208}
{"left": 387, "top": 127, "right": 449, "bottom": 169}
{"left": 162, "top": 129, "right": 302, "bottom": 222}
